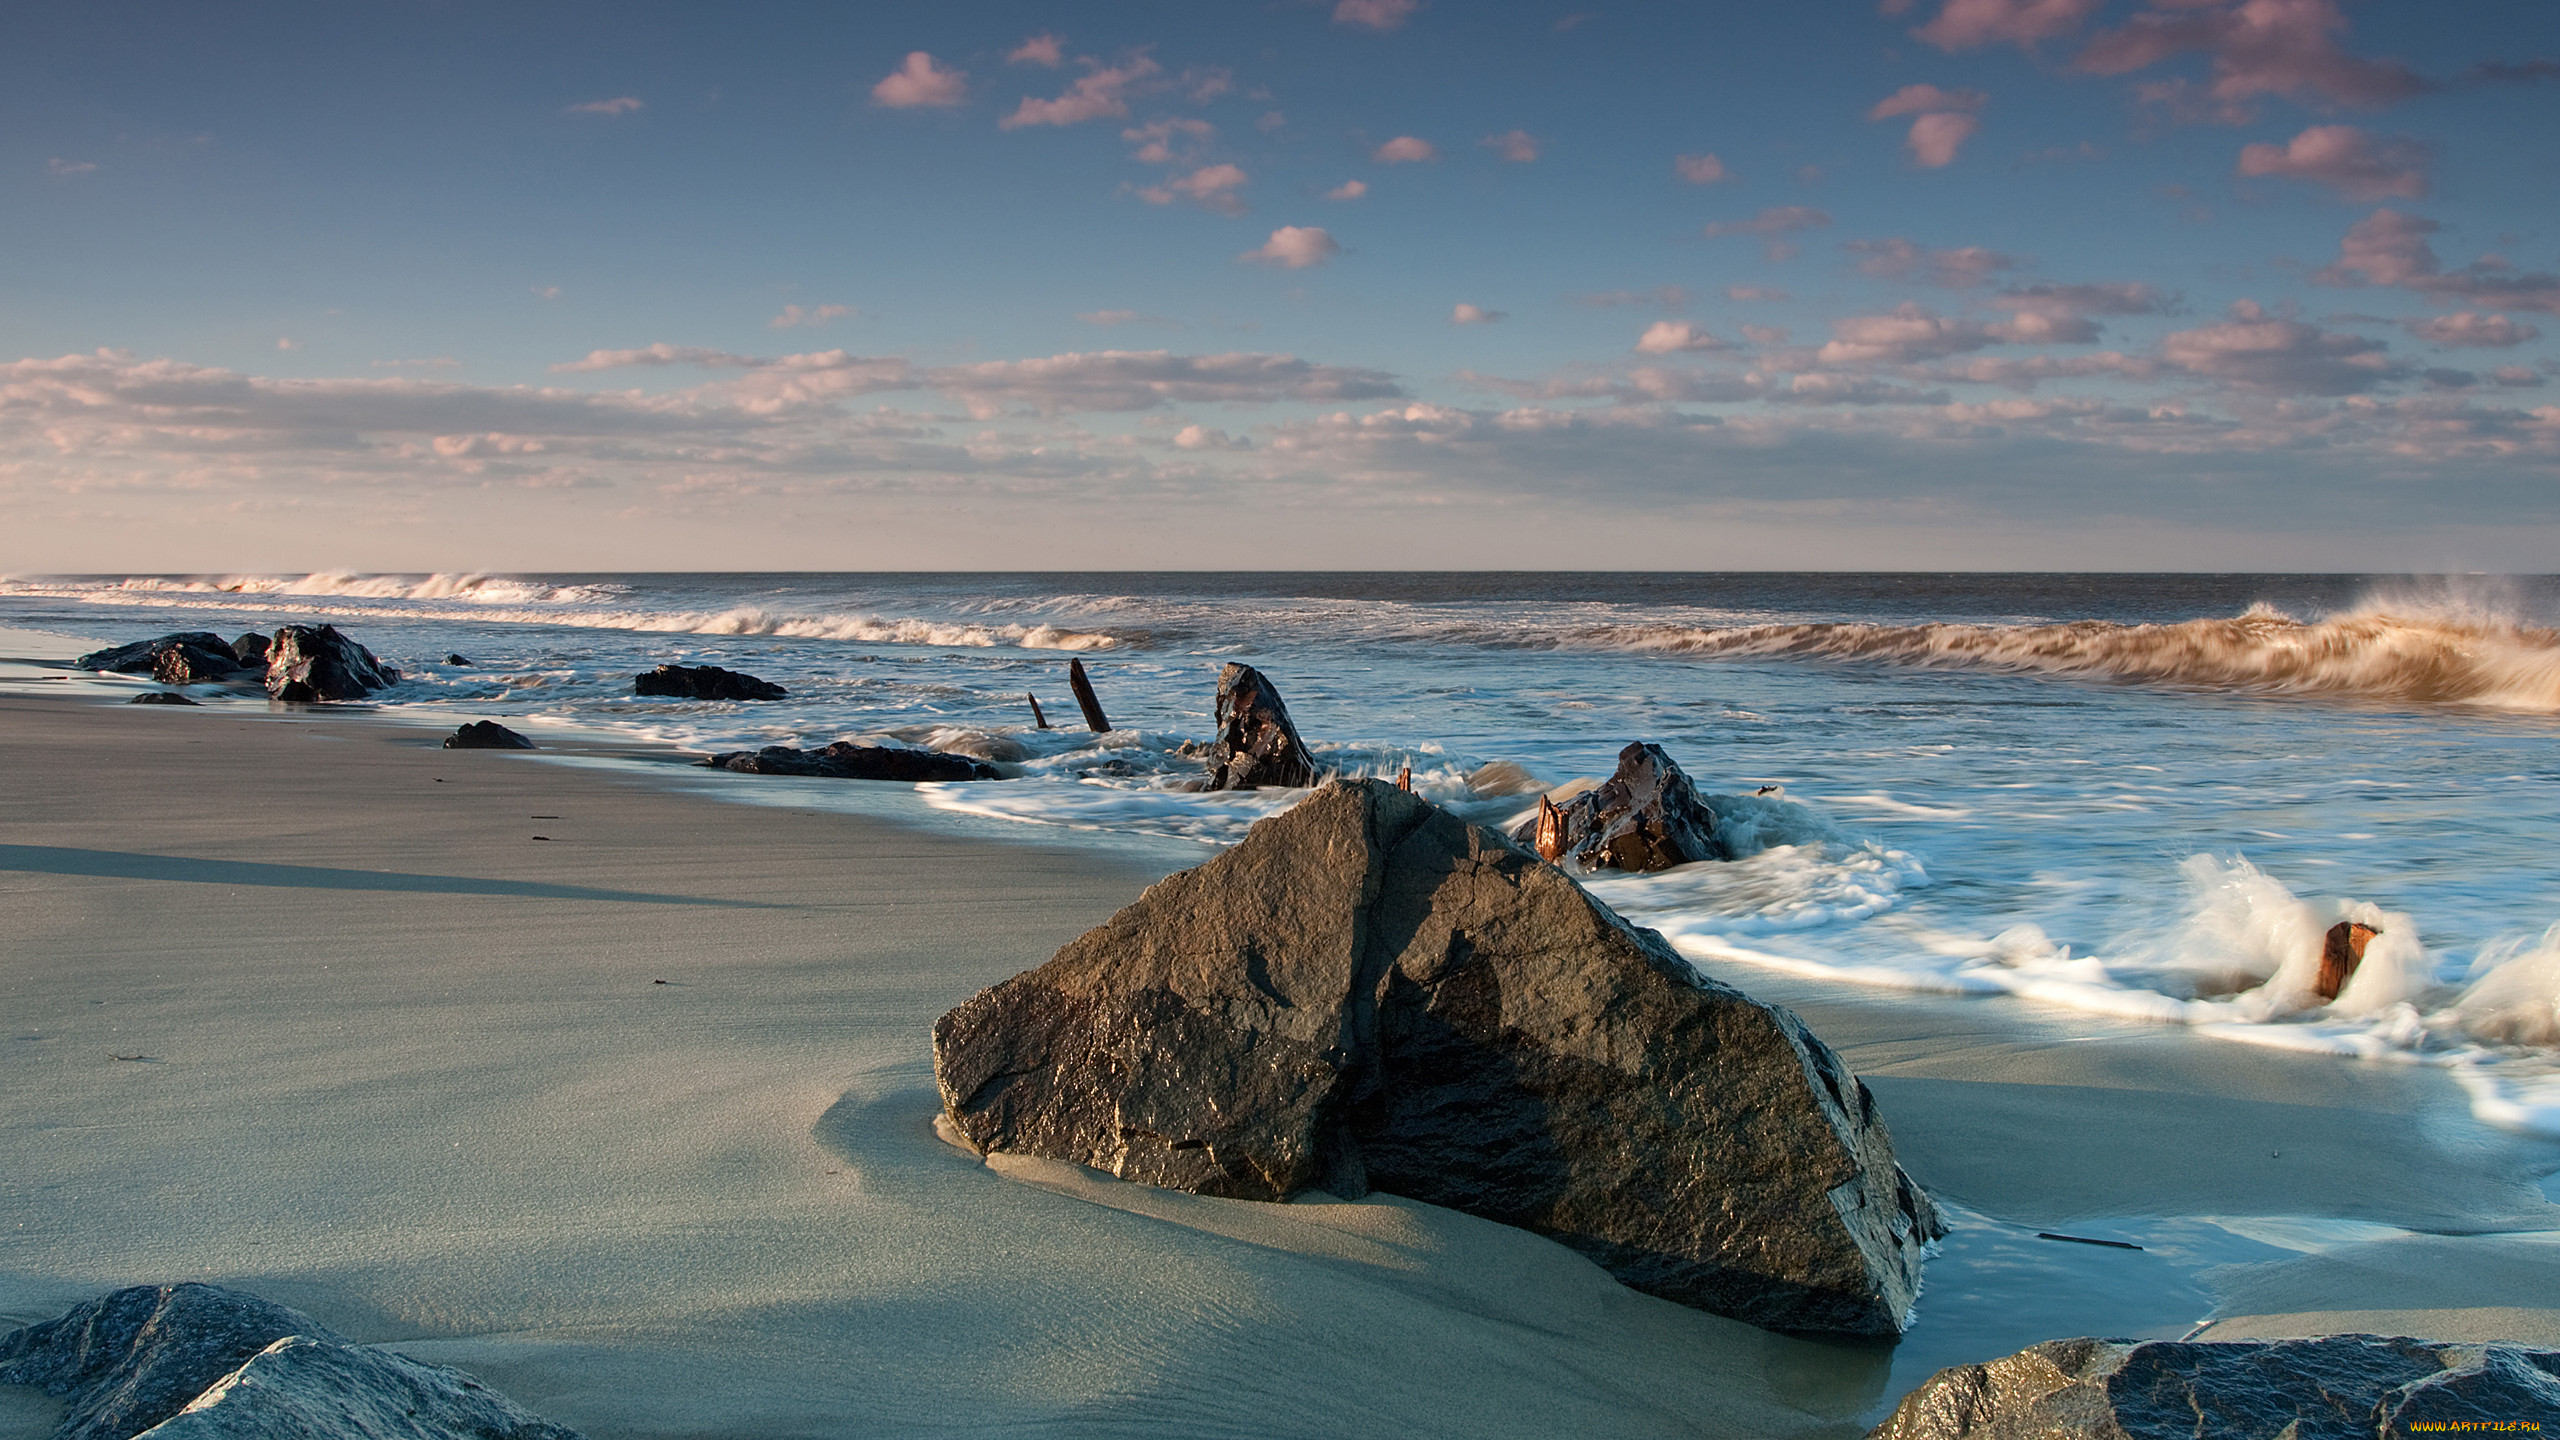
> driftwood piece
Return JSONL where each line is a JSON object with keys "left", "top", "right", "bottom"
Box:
{"left": 1068, "top": 659, "right": 1111, "bottom": 733}
{"left": 2316, "top": 921, "right": 2378, "bottom": 1001}
{"left": 1027, "top": 693, "right": 1053, "bottom": 730}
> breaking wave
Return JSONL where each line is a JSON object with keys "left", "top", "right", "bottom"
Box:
{"left": 1559, "top": 604, "right": 2560, "bottom": 710}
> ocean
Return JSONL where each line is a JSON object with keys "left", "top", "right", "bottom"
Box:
{"left": 7, "top": 569, "right": 2559, "bottom": 1143}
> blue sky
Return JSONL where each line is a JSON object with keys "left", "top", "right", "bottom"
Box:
{"left": 4, "top": 0, "right": 2557, "bottom": 571}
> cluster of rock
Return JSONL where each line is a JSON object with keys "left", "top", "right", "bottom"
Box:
{"left": 0, "top": 1282, "right": 579, "bottom": 1440}
{"left": 633, "top": 664, "right": 785, "bottom": 701}
{"left": 1871, "top": 1333, "right": 2560, "bottom": 1439}
{"left": 77, "top": 627, "right": 400, "bottom": 703}
{"left": 700, "top": 742, "right": 999, "bottom": 782}
{"left": 935, "top": 777, "right": 1942, "bottom": 1337}
{"left": 1513, "top": 741, "right": 1727, "bottom": 873}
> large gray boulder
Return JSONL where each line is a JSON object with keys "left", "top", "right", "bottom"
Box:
{"left": 934, "top": 779, "right": 1941, "bottom": 1336}
{"left": 135, "top": 1336, "right": 580, "bottom": 1440}
{"left": 0, "top": 1282, "right": 342, "bottom": 1440}
{"left": 264, "top": 625, "right": 399, "bottom": 702}
{"left": 1870, "top": 1334, "right": 2560, "bottom": 1439}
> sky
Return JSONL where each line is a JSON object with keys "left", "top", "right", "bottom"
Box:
{"left": 4, "top": 0, "right": 2557, "bottom": 573}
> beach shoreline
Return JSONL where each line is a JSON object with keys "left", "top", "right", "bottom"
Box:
{"left": 4, "top": 670, "right": 2559, "bottom": 1437}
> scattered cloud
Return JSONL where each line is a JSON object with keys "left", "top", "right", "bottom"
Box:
{"left": 1742, "top": 324, "right": 1791, "bottom": 346}
{"left": 930, "top": 350, "right": 1402, "bottom": 415}
{"left": 553, "top": 344, "right": 770, "bottom": 372}
{"left": 2074, "top": 0, "right": 2428, "bottom": 123}
{"left": 565, "top": 97, "right": 644, "bottom": 117}
{"left": 1818, "top": 305, "right": 2002, "bottom": 365}
{"left": 1578, "top": 286, "right": 1693, "bottom": 311}
{"left": 1728, "top": 285, "right": 1790, "bottom": 302}
{"left": 1704, "top": 206, "right": 1833, "bottom": 260}
{"left": 771, "top": 304, "right": 856, "bottom": 329}
{"left": 531, "top": 286, "right": 562, "bottom": 300}
{"left": 2160, "top": 300, "right": 2405, "bottom": 394}
{"left": 1077, "top": 310, "right": 1158, "bottom": 327}
{"left": 1869, "top": 84, "right": 1989, "bottom": 119}
{"left": 2236, "top": 125, "right": 2428, "bottom": 200}
{"left": 1484, "top": 129, "right": 1540, "bottom": 163}
{"left": 1910, "top": 0, "right": 2104, "bottom": 52}
{"left": 1869, "top": 85, "right": 1988, "bottom": 168}
{"left": 2316, "top": 208, "right": 2441, "bottom": 287}
{"left": 1674, "top": 153, "right": 1731, "bottom": 185}
{"left": 1257, "top": 110, "right": 1289, "bottom": 132}
{"left": 1324, "top": 179, "right": 1369, "bottom": 201}
{"left": 1136, "top": 163, "right": 1250, "bottom": 214}
{"left": 1845, "top": 238, "right": 2027, "bottom": 288}
{"left": 44, "top": 158, "right": 98, "bottom": 177}
{"left": 1634, "top": 321, "right": 1731, "bottom": 354}
{"left": 1001, "top": 55, "right": 1160, "bottom": 128}
{"left": 1008, "top": 33, "right": 1066, "bottom": 67}
{"left": 2405, "top": 312, "right": 2542, "bottom": 348}
{"left": 873, "top": 53, "right": 968, "bottom": 109}
{"left": 1124, "top": 117, "right": 1213, "bottom": 164}
{"left": 1453, "top": 303, "right": 1505, "bottom": 325}
{"left": 1172, "top": 424, "right": 1251, "bottom": 450}
{"left": 1240, "top": 226, "right": 1341, "bottom": 269}
{"left": 275, "top": 338, "right": 299, "bottom": 351}
{"left": 1373, "top": 135, "right": 1439, "bottom": 164}
{"left": 1334, "top": 0, "right": 1422, "bottom": 32}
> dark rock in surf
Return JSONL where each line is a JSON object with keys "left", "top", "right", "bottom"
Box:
{"left": 444, "top": 720, "right": 535, "bottom": 750}
{"left": 0, "top": 1283, "right": 343, "bottom": 1440}
{"left": 74, "top": 632, "right": 237, "bottom": 677}
{"left": 1509, "top": 741, "right": 1726, "bottom": 874}
{"left": 0, "top": 1283, "right": 582, "bottom": 1440}
{"left": 1205, "top": 662, "right": 1318, "bottom": 791}
{"left": 1869, "top": 1333, "right": 2560, "bottom": 1440}
{"left": 129, "top": 692, "right": 200, "bottom": 706}
{"left": 2317, "top": 920, "right": 2378, "bottom": 1002}
{"left": 935, "top": 778, "right": 1941, "bottom": 1337}
{"left": 263, "top": 624, "right": 400, "bottom": 702}
{"left": 152, "top": 641, "right": 250, "bottom": 686}
{"left": 231, "top": 632, "right": 271, "bottom": 667}
{"left": 633, "top": 664, "right": 786, "bottom": 702}
{"left": 702, "top": 742, "right": 999, "bottom": 782}
{"left": 444, "top": 653, "right": 472, "bottom": 666}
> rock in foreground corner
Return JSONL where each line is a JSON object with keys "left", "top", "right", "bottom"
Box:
{"left": 934, "top": 778, "right": 1941, "bottom": 1336}
{"left": 1871, "top": 1333, "right": 2560, "bottom": 1439}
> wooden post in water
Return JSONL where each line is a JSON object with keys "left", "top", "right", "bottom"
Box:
{"left": 1068, "top": 659, "right": 1111, "bottom": 733}
{"left": 2315, "top": 921, "right": 2377, "bottom": 1001}
{"left": 1027, "top": 693, "right": 1053, "bottom": 730}
{"left": 1533, "top": 794, "right": 1568, "bottom": 862}
{"left": 1396, "top": 762, "right": 1412, "bottom": 792}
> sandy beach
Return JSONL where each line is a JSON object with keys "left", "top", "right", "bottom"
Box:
{"left": 5, "top": 684, "right": 2559, "bottom": 1439}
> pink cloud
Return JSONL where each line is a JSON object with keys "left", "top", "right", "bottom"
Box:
{"left": 2405, "top": 312, "right": 2542, "bottom": 348}
{"left": 1008, "top": 33, "right": 1065, "bottom": 67}
{"left": 1136, "top": 163, "right": 1250, "bottom": 215}
{"left": 1001, "top": 56, "right": 1161, "bottom": 129}
{"left": 1484, "top": 129, "right": 1540, "bottom": 163}
{"left": 2074, "top": 0, "right": 2427, "bottom": 122}
{"left": 1991, "top": 282, "right": 2170, "bottom": 317}
{"left": 565, "top": 97, "right": 644, "bottom": 117}
{"left": 1911, "top": 0, "right": 2104, "bottom": 51}
{"left": 2236, "top": 125, "right": 2428, "bottom": 200}
{"left": 1240, "top": 226, "right": 1341, "bottom": 269}
{"left": 1324, "top": 180, "right": 1368, "bottom": 201}
{"left": 1674, "top": 153, "right": 1731, "bottom": 184}
{"left": 1373, "top": 135, "right": 1439, "bottom": 164}
{"left": 1452, "top": 304, "right": 1505, "bottom": 325}
{"left": 1846, "top": 239, "right": 2026, "bottom": 288}
{"left": 872, "top": 53, "right": 967, "bottom": 109}
{"left": 2315, "top": 208, "right": 2440, "bottom": 287}
{"left": 1728, "top": 285, "right": 1790, "bottom": 302}
{"left": 1634, "top": 321, "right": 1732, "bottom": 354}
{"left": 1705, "top": 205, "right": 1833, "bottom": 261}
{"left": 1123, "top": 117, "right": 1213, "bottom": 164}
{"left": 1334, "top": 0, "right": 1422, "bottom": 32}
{"left": 1818, "top": 304, "right": 2000, "bottom": 365}
{"left": 1868, "top": 84, "right": 1988, "bottom": 120}
{"left": 1905, "top": 112, "right": 1982, "bottom": 167}
{"left": 2160, "top": 300, "right": 2405, "bottom": 394}
{"left": 770, "top": 304, "right": 856, "bottom": 329}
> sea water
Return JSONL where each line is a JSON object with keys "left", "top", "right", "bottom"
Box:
{"left": 6, "top": 570, "right": 2559, "bottom": 1140}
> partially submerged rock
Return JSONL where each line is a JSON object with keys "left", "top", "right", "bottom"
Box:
{"left": 229, "top": 633, "right": 270, "bottom": 667}
{"left": 2317, "top": 920, "right": 2379, "bottom": 1002}
{"left": 702, "top": 742, "right": 999, "bottom": 782}
{"left": 151, "top": 643, "right": 251, "bottom": 686}
{"left": 130, "top": 692, "right": 200, "bottom": 706}
{"left": 444, "top": 720, "right": 535, "bottom": 750}
{"left": 634, "top": 664, "right": 785, "bottom": 701}
{"left": 1205, "top": 662, "right": 1318, "bottom": 790}
{"left": 1510, "top": 742, "right": 1725, "bottom": 873}
{"left": 264, "top": 624, "right": 400, "bottom": 702}
{"left": 935, "top": 779, "right": 1940, "bottom": 1336}
{"left": 0, "top": 1282, "right": 342, "bottom": 1440}
{"left": 75, "top": 633, "right": 242, "bottom": 680}
{"left": 0, "top": 1283, "right": 582, "bottom": 1440}
{"left": 1870, "top": 1333, "right": 2560, "bottom": 1439}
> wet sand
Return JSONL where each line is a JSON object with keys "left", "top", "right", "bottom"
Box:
{"left": 3, "top": 684, "right": 2556, "bottom": 1438}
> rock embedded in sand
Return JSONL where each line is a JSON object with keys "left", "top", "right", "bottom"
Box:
{"left": 130, "top": 691, "right": 201, "bottom": 706}
{"left": 934, "top": 778, "right": 1941, "bottom": 1336}
{"left": 0, "top": 1282, "right": 343, "bottom": 1440}
{"left": 1869, "top": 1333, "right": 2560, "bottom": 1439}
{"left": 633, "top": 663, "right": 786, "bottom": 701}
{"left": 138, "top": 1335, "right": 582, "bottom": 1440}
{"left": 75, "top": 633, "right": 243, "bottom": 680}
{"left": 264, "top": 624, "right": 400, "bottom": 702}
{"left": 1509, "top": 741, "right": 1726, "bottom": 873}
{"left": 1205, "top": 661, "right": 1318, "bottom": 790}
{"left": 702, "top": 742, "right": 1000, "bottom": 782}
{"left": 445, "top": 720, "right": 536, "bottom": 750}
